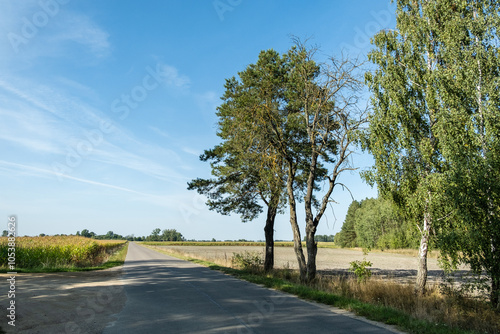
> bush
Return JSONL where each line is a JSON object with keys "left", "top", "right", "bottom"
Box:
{"left": 349, "top": 258, "right": 373, "bottom": 283}
{"left": 231, "top": 251, "right": 263, "bottom": 271}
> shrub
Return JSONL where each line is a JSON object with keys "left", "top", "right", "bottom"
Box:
{"left": 231, "top": 251, "right": 263, "bottom": 271}
{"left": 349, "top": 258, "right": 372, "bottom": 283}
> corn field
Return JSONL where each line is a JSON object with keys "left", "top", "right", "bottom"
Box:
{"left": 0, "top": 236, "right": 126, "bottom": 269}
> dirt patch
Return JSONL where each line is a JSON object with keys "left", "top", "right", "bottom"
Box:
{"left": 0, "top": 267, "right": 126, "bottom": 334}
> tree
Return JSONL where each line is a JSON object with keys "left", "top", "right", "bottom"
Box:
{"left": 161, "top": 229, "right": 184, "bottom": 241}
{"left": 429, "top": 0, "right": 500, "bottom": 307}
{"left": 80, "top": 229, "right": 91, "bottom": 238}
{"left": 188, "top": 49, "right": 294, "bottom": 272}
{"left": 194, "top": 42, "right": 365, "bottom": 281}
{"left": 287, "top": 43, "right": 367, "bottom": 281}
{"left": 336, "top": 197, "right": 417, "bottom": 250}
{"left": 363, "top": 0, "right": 454, "bottom": 294}
{"left": 335, "top": 200, "right": 360, "bottom": 248}
{"left": 150, "top": 228, "right": 161, "bottom": 241}
{"left": 365, "top": 0, "right": 500, "bottom": 304}
{"left": 2, "top": 230, "right": 8, "bottom": 237}
{"left": 314, "top": 235, "right": 335, "bottom": 242}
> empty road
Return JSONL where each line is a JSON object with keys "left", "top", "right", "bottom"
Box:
{"left": 103, "top": 242, "right": 402, "bottom": 334}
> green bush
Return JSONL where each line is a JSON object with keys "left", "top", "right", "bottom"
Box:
{"left": 349, "top": 258, "right": 373, "bottom": 283}
{"left": 231, "top": 251, "right": 263, "bottom": 270}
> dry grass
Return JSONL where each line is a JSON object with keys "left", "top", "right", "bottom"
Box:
{"left": 307, "top": 275, "right": 500, "bottom": 333}
{"left": 151, "top": 245, "right": 500, "bottom": 334}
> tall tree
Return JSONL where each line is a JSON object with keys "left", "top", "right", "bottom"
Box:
{"left": 364, "top": 0, "right": 451, "bottom": 294}
{"left": 236, "top": 43, "right": 365, "bottom": 281}
{"left": 193, "top": 44, "right": 365, "bottom": 281}
{"left": 287, "top": 44, "right": 367, "bottom": 281}
{"left": 365, "top": 0, "right": 500, "bottom": 301}
{"left": 188, "top": 50, "right": 291, "bottom": 272}
{"left": 431, "top": 0, "right": 500, "bottom": 307}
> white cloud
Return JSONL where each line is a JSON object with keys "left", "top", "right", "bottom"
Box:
{"left": 157, "top": 64, "right": 191, "bottom": 89}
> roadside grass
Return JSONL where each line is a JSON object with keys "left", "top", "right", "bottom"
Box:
{"left": 0, "top": 240, "right": 128, "bottom": 273}
{"left": 144, "top": 244, "right": 499, "bottom": 334}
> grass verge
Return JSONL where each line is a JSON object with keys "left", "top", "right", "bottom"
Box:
{"left": 0, "top": 242, "right": 129, "bottom": 273}
{"left": 143, "top": 244, "right": 498, "bottom": 334}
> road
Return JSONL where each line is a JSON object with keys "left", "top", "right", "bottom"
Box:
{"left": 103, "top": 242, "right": 402, "bottom": 334}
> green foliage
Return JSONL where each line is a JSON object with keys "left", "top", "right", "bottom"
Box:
{"left": 145, "top": 228, "right": 184, "bottom": 242}
{"left": 231, "top": 251, "right": 263, "bottom": 271}
{"left": 160, "top": 229, "right": 184, "bottom": 241}
{"left": 336, "top": 197, "right": 418, "bottom": 250}
{"left": 303, "top": 235, "right": 335, "bottom": 242}
{"left": 335, "top": 200, "right": 360, "bottom": 248}
{"left": 187, "top": 48, "right": 295, "bottom": 223}
{"left": 365, "top": 0, "right": 500, "bottom": 305}
{"left": 315, "top": 235, "right": 335, "bottom": 242}
{"left": 349, "top": 258, "right": 373, "bottom": 283}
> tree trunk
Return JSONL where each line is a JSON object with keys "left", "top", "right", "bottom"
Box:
{"left": 415, "top": 210, "right": 431, "bottom": 295}
{"left": 305, "top": 223, "right": 318, "bottom": 281}
{"left": 303, "top": 149, "right": 318, "bottom": 282}
{"left": 263, "top": 196, "right": 278, "bottom": 272}
{"left": 491, "top": 271, "right": 500, "bottom": 309}
{"left": 490, "top": 218, "right": 500, "bottom": 309}
{"left": 286, "top": 167, "right": 307, "bottom": 281}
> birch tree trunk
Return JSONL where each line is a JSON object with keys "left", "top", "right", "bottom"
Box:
{"left": 415, "top": 209, "right": 431, "bottom": 294}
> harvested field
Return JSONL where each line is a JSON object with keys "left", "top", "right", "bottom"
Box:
{"left": 153, "top": 245, "right": 470, "bottom": 285}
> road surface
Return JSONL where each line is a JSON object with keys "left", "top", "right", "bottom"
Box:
{"left": 103, "top": 242, "right": 402, "bottom": 334}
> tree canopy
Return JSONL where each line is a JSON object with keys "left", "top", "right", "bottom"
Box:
{"left": 365, "top": 0, "right": 500, "bottom": 305}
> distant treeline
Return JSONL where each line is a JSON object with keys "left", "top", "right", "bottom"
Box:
{"left": 302, "top": 235, "right": 335, "bottom": 242}
{"left": 74, "top": 228, "right": 185, "bottom": 242}
{"left": 335, "top": 197, "right": 419, "bottom": 250}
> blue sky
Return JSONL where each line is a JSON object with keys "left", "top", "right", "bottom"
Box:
{"left": 0, "top": 0, "right": 395, "bottom": 240}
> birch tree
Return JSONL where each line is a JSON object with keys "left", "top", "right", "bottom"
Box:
{"left": 433, "top": 0, "right": 500, "bottom": 307}
{"left": 363, "top": 0, "right": 449, "bottom": 294}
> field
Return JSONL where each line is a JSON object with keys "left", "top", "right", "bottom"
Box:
{"left": 142, "top": 243, "right": 451, "bottom": 284}
{"left": 0, "top": 236, "right": 126, "bottom": 270}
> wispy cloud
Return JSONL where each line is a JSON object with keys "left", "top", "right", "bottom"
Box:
{"left": 157, "top": 63, "right": 191, "bottom": 89}
{"left": 0, "top": 76, "right": 189, "bottom": 187}
{"left": 50, "top": 12, "right": 111, "bottom": 58}
{"left": 0, "top": 4, "right": 110, "bottom": 66}
{"left": 0, "top": 160, "right": 177, "bottom": 205}
{"left": 181, "top": 146, "right": 201, "bottom": 157}
{"left": 149, "top": 126, "right": 170, "bottom": 138}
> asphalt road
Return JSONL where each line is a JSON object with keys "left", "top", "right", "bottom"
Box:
{"left": 103, "top": 242, "right": 402, "bottom": 334}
